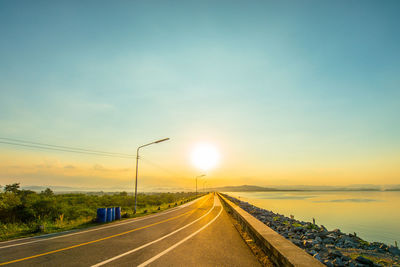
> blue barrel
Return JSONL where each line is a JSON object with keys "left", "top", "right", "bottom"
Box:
{"left": 106, "top": 208, "right": 112, "bottom": 222}
{"left": 97, "top": 208, "right": 107, "bottom": 223}
{"left": 115, "top": 207, "right": 121, "bottom": 220}
{"left": 111, "top": 207, "right": 115, "bottom": 221}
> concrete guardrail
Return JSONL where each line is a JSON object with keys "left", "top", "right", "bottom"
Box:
{"left": 218, "top": 193, "right": 325, "bottom": 267}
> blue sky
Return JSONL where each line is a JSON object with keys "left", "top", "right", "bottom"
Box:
{"left": 0, "top": 1, "right": 399, "bottom": 189}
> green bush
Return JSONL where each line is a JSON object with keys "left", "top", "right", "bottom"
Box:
{"left": 0, "top": 183, "right": 199, "bottom": 240}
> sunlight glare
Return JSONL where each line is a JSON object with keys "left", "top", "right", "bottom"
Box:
{"left": 191, "top": 143, "right": 220, "bottom": 171}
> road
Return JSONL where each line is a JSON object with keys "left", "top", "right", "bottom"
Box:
{"left": 0, "top": 193, "right": 260, "bottom": 266}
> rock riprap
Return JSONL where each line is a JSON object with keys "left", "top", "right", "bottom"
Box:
{"left": 223, "top": 194, "right": 400, "bottom": 267}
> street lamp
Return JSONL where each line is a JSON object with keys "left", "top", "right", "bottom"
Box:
{"left": 134, "top": 138, "right": 169, "bottom": 214}
{"left": 195, "top": 174, "right": 205, "bottom": 197}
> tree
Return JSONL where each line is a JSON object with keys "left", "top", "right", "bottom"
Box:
{"left": 0, "top": 192, "right": 22, "bottom": 222}
{"left": 41, "top": 188, "right": 54, "bottom": 196}
{"left": 4, "top": 183, "right": 20, "bottom": 194}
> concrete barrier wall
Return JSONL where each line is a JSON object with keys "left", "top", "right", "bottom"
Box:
{"left": 218, "top": 193, "right": 325, "bottom": 267}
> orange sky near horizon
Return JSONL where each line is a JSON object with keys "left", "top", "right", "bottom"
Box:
{"left": 1, "top": 144, "right": 399, "bottom": 191}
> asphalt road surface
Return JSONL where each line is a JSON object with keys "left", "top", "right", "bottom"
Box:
{"left": 0, "top": 193, "right": 260, "bottom": 266}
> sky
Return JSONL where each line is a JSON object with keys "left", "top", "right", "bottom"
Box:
{"left": 0, "top": 1, "right": 399, "bottom": 191}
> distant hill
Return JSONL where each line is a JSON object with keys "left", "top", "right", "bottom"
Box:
{"left": 214, "top": 184, "right": 400, "bottom": 192}
{"left": 18, "top": 184, "right": 400, "bottom": 193}
{"left": 20, "top": 185, "right": 192, "bottom": 193}
{"left": 213, "top": 185, "right": 281, "bottom": 192}
{"left": 21, "top": 185, "right": 124, "bottom": 193}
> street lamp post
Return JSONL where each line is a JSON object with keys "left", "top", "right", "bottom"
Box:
{"left": 195, "top": 174, "right": 205, "bottom": 197}
{"left": 134, "top": 138, "right": 169, "bottom": 214}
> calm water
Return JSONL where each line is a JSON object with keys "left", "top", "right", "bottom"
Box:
{"left": 224, "top": 191, "right": 400, "bottom": 245}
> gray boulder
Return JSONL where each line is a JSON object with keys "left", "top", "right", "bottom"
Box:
{"left": 313, "top": 244, "right": 323, "bottom": 251}
{"left": 342, "top": 255, "right": 351, "bottom": 261}
{"left": 313, "top": 253, "right": 322, "bottom": 262}
{"left": 324, "top": 237, "right": 335, "bottom": 244}
{"left": 324, "top": 259, "right": 334, "bottom": 267}
{"left": 303, "top": 240, "right": 313, "bottom": 248}
{"left": 344, "top": 239, "right": 357, "bottom": 248}
{"left": 326, "top": 233, "right": 337, "bottom": 239}
{"left": 388, "top": 245, "right": 400, "bottom": 256}
{"left": 294, "top": 226, "right": 303, "bottom": 232}
{"left": 379, "top": 244, "right": 388, "bottom": 250}
{"left": 329, "top": 250, "right": 343, "bottom": 258}
{"left": 308, "top": 250, "right": 317, "bottom": 256}
{"left": 317, "top": 231, "right": 328, "bottom": 238}
{"left": 355, "top": 256, "right": 373, "bottom": 266}
{"left": 333, "top": 257, "right": 344, "bottom": 267}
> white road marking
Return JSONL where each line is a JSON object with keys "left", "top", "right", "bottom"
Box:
{"left": 91, "top": 196, "right": 216, "bottom": 267}
{"left": 0, "top": 195, "right": 207, "bottom": 249}
{"left": 137, "top": 200, "right": 223, "bottom": 267}
{"left": 214, "top": 194, "right": 221, "bottom": 206}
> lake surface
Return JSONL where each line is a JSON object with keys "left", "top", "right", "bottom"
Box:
{"left": 224, "top": 191, "right": 400, "bottom": 245}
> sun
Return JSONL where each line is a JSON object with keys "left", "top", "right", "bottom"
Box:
{"left": 191, "top": 143, "right": 220, "bottom": 171}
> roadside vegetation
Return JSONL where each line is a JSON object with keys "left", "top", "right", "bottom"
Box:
{"left": 0, "top": 183, "right": 200, "bottom": 241}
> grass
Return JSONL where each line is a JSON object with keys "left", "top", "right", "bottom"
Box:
{"left": 348, "top": 253, "right": 379, "bottom": 263}
{"left": 123, "top": 199, "right": 190, "bottom": 218}
{"left": 359, "top": 239, "right": 370, "bottom": 246}
{"left": 344, "top": 251, "right": 398, "bottom": 266}
{"left": 273, "top": 216, "right": 280, "bottom": 221}
{"left": 292, "top": 222, "right": 303, "bottom": 228}
{"left": 306, "top": 223, "right": 319, "bottom": 230}
{"left": 0, "top": 194, "right": 202, "bottom": 241}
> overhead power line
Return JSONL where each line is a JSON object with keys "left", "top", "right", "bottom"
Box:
{"left": 0, "top": 137, "right": 136, "bottom": 159}
{"left": 0, "top": 137, "right": 183, "bottom": 179}
{"left": 140, "top": 157, "right": 185, "bottom": 179}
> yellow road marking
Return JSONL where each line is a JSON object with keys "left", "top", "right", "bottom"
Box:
{"left": 0, "top": 195, "right": 211, "bottom": 266}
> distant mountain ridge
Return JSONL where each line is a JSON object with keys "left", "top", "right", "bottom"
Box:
{"left": 21, "top": 185, "right": 128, "bottom": 192}
{"left": 212, "top": 185, "right": 280, "bottom": 192}
{"left": 20, "top": 185, "right": 193, "bottom": 193}
{"left": 213, "top": 184, "right": 400, "bottom": 192}
{"left": 18, "top": 184, "right": 400, "bottom": 193}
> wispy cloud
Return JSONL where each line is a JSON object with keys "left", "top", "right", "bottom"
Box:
{"left": 64, "top": 165, "right": 75, "bottom": 169}
{"left": 313, "top": 198, "right": 380, "bottom": 203}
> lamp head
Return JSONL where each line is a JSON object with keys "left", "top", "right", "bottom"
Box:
{"left": 154, "top": 138, "right": 170, "bottom": 143}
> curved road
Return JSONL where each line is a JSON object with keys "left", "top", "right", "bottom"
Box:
{"left": 0, "top": 193, "right": 260, "bottom": 266}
